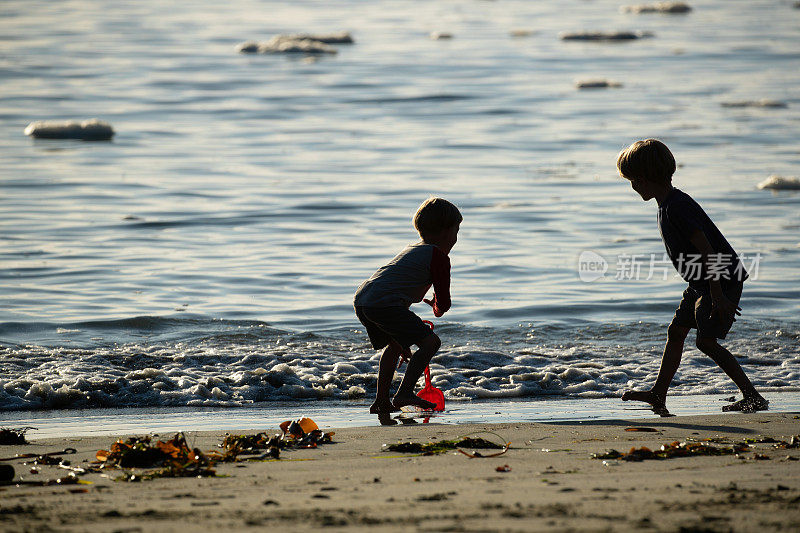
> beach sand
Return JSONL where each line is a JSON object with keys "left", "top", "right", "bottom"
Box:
{"left": 1, "top": 413, "right": 799, "bottom": 532}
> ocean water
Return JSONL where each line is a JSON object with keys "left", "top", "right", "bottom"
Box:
{"left": 1, "top": 1, "right": 799, "bottom": 418}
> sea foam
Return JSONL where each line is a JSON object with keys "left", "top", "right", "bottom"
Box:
{"left": 1, "top": 319, "right": 797, "bottom": 411}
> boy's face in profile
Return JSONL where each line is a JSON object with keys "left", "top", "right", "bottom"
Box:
{"left": 625, "top": 175, "right": 656, "bottom": 201}
{"left": 448, "top": 223, "right": 460, "bottom": 247}
{"left": 441, "top": 223, "right": 460, "bottom": 253}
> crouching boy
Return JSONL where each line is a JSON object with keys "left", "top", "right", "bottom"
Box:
{"left": 354, "top": 197, "right": 461, "bottom": 414}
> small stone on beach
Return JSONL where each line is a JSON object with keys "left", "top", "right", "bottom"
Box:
{"left": 0, "top": 465, "right": 14, "bottom": 482}
{"left": 24, "top": 119, "right": 114, "bottom": 141}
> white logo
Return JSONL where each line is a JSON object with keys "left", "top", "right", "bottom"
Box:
{"left": 578, "top": 251, "right": 608, "bottom": 282}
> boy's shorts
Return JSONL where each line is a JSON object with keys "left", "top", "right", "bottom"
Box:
{"left": 354, "top": 306, "right": 434, "bottom": 350}
{"left": 671, "top": 281, "right": 743, "bottom": 340}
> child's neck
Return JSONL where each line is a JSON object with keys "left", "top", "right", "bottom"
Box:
{"left": 423, "top": 236, "right": 450, "bottom": 254}
{"left": 654, "top": 184, "right": 674, "bottom": 206}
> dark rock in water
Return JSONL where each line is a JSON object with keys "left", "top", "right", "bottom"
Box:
{"left": 236, "top": 32, "right": 353, "bottom": 55}
{"left": 237, "top": 41, "right": 260, "bottom": 53}
{"left": 560, "top": 31, "right": 652, "bottom": 41}
{"left": 429, "top": 31, "right": 453, "bottom": 40}
{"left": 281, "top": 32, "right": 353, "bottom": 44}
{"left": 721, "top": 99, "right": 787, "bottom": 109}
{"left": 24, "top": 119, "right": 114, "bottom": 141}
{"left": 237, "top": 36, "right": 339, "bottom": 55}
{"left": 621, "top": 2, "right": 692, "bottom": 14}
{"left": 576, "top": 79, "right": 623, "bottom": 89}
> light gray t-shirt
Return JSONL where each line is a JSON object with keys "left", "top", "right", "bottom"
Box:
{"left": 354, "top": 242, "right": 451, "bottom": 314}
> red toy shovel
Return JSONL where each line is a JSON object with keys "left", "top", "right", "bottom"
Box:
{"left": 416, "top": 320, "right": 445, "bottom": 411}
{"left": 396, "top": 320, "right": 445, "bottom": 411}
{"left": 417, "top": 365, "right": 445, "bottom": 412}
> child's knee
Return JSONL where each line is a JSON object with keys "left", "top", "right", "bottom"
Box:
{"left": 387, "top": 340, "right": 403, "bottom": 351}
{"left": 667, "top": 322, "right": 689, "bottom": 341}
{"left": 695, "top": 336, "right": 718, "bottom": 353}
{"left": 419, "top": 332, "right": 441, "bottom": 352}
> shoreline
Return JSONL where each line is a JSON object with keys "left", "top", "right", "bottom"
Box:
{"left": 2, "top": 412, "right": 799, "bottom": 531}
{"left": 4, "top": 391, "right": 800, "bottom": 439}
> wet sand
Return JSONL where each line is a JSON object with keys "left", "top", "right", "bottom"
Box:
{"left": 1, "top": 412, "right": 799, "bottom": 532}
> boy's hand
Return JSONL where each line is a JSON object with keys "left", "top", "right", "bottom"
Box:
{"left": 711, "top": 292, "right": 741, "bottom": 320}
{"left": 423, "top": 297, "right": 446, "bottom": 317}
{"left": 397, "top": 346, "right": 413, "bottom": 369}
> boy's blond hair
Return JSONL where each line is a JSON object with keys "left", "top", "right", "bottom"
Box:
{"left": 617, "top": 139, "right": 676, "bottom": 184}
{"left": 413, "top": 197, "right": 462, "bottom": 239}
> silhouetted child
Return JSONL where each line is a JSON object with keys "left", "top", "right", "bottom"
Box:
{"left": 616, "top": 139, "right": 767, "bottom": 413}
{"left": 354, "top": 197, "right": 461, "bottom": 414}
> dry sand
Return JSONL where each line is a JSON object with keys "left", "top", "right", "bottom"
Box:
{"left": 1, "top": 412, "right": 799, "bottom": 532}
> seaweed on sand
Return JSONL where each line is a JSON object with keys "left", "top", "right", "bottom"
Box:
{"left": 95, "top": 434, "right": 216, "bottom": 480}
{"left": 745, "top": 435, "right": 800, "bottom": 449}
{"left": 217, "top": 419, "right": 336, "bottom": 461}
{"left": 384, "top": 433, "right": 510, "bottom": 457}
{"left": 95, "top": 418, "right": 335, "bottom": 481}
{"left": 593, "top": 440, "right": 751, "bottom": 462}
{"left": 0, "top": 427, "right": 34, "bottom": 445}
{"left": 216, "top": 433, "right": 282, "bottom": 461}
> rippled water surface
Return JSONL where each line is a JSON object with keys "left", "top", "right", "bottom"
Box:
{"left": 1, "top": 0, "right": 799, "bottom": 413}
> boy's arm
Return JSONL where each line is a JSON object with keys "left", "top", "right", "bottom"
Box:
{"left": 422, "top": 248, "right": 451, "bottom": 317}
{"left": 688, "top": 230, "right": 741, "bottom": 320}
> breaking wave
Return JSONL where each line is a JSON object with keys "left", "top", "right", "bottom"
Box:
{"left": 1, "top": 317, "right": 798, "bottom": 411}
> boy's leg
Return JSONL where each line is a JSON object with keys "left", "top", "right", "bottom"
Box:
{"left": 370, "top": 341, "right": 404, "bottom": 414}
{"left": 622, "top": 322, "right": 690, "bottom": 409}
{"left": 392, "top": 333, "right": 441, "bottom": 410}
{"left": 693, "top": 284, "right": 767, "bottom": 412}
{"left": 356, "top": 306, "right": 405, "bottom": 414}
{"left": 695, "top": 337, "right": 768, "bottom": 412}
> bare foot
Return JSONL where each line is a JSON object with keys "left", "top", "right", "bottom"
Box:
{"left": 621, "top": 389, "right": 666, "bottom": 410}
{"left": 370, "top": 401, "right": 400, "bottom": 414}
{"left": 392, "top": 393, "right": 436, "bottom": 411}
{"left": 722, "top": 395, "right": 769, "bottom": 413}
{"left": 377, "top": 412, "right": 398, "bottom": 426}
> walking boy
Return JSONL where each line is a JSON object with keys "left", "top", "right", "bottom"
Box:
{"left": 354, "top": 197, "right": 461, "bottom": 414}
{"left": 616, "top": 139, "right": 767, "bottom": 413}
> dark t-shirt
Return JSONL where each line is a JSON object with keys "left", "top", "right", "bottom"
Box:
{"left": 658, "top": 188, "right": 748, "bottom": 289}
